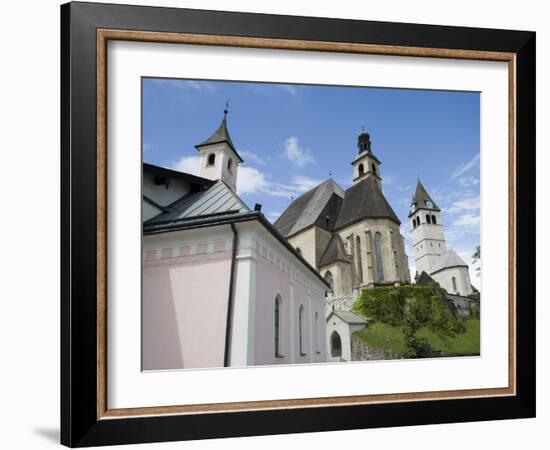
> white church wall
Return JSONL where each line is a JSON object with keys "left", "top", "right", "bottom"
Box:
{"left": 143, "top": 171, "right": 191, "bottom": 207}
{"left": 432, "top": 266, "right": 473, "bottom": 297}
{"left": 326, "top": 314, "right": 367, "bottom": 362}
{"left": 288, "top": 227, "right": 317, "bottom": 268}
{"left": 197, "top": 142, "right": 239, "bottom": 191}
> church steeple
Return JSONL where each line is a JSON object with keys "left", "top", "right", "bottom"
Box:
{"left": 351, "top": 127, "right": 382, "bottom": 186}
{"left": 195, "top": 108, "right": 243, "bottom": 192}
{"left": 409, "top": 179, "right": 440, "bottom": 217}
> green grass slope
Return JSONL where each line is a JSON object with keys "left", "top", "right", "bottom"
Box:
{"left": 354, "top": 319, "right": 480, "bottom": 357}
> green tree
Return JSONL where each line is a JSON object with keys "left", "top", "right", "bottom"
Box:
{"left": 472, "top": 245, "right": 481, "bottom": 277}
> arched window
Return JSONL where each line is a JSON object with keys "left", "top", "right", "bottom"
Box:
{"left": 227, "top": 158, "right": 233, "bottom": 172}
{"left": 426, "top": 214, "right": 431, "bottom": 224}
{"left": 299, "top": 305, "right": 306, "bottom": 356}
{"left": 314, "top": 312, "right": 320, "bottom": 354}
{"left": 355, "top": 236, "right": 363, "bottom": 284}
{"left": 358, "top": 163, "right": 364, "bottom": 176}
{"left": 431, "top": 214, "right": 437, "bottom": 224}
{"left": 372, "top": 163, "right": 377, "bottom": 175}
{"left": 452, "top": 277, "right": 457, "bottom": 293}
{"left": 412, "top": 219, "right": 416, "bottom": 229}
{"left": 330, "top": 331, "right": 342, "bottom": 357}
{"left": 375, "top": 232, "right": 384, "bottom": 282}
{"left": 295, "top": 247, "right": 302, "bottom": 256}
{"left": 274, "top": 295, "right": 282, "bottom": 357}
{"left": 207, "top": 153, "right": 216, "bottom": 166}
{"left": 324, "top": 271, "right": 334, "bottom": 291}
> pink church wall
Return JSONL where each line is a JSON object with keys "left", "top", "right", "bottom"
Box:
{"left": 253, "top": 254, "right": 327, "bottom": 366}
{"left": 142, "top": 252, "right": 232, "bottom": 370}
{"left": 254, "top": 258, "right": 291, "bottom": 365}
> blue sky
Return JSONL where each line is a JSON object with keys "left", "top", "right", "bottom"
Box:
{"left": 142, "top": 78, "right": 481, "bottom": 288}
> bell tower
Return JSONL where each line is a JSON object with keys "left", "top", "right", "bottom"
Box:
{"left": 409, "top": 180, "right": 446, "bottom": 275}
{"left": 195, "top": 107, "right": 243, "bottom": 191}
{"left": 351, "top": 128, "right": 382, "bottom": 187}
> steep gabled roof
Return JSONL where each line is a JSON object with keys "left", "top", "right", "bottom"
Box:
{"left": 273, "top": 179, "right": 344, "bottom": 237}
{"left": 416, "top": 271, "right": 439, "bottom": 287}
{"left": 145, "top": 180, "right": 250, "bottom": 224}
{"left": 318, "top": 234, "right": 350, "bottom": 267}
{"left": 430, "top": 250, "right": 468, "bottom": 275}
{"left": 195, "top": 113, "right": 244, "bottom": 162}
{"left": 409, "top": 179, "right": 440, "bottom": 216}
{"left": 334, "top": 176, "right": 400, "bottom": 229}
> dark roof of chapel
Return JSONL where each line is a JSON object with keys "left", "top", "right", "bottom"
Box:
{"left": 318, "top": 234, "right": 350, "bottom": 267}
{"left": 273, "top": 179, "right": 344, "bottom": 237}
{"left": 195, "top": 114, "right": 244, "bottom": 162}
{"left": 334, "top": 176, "right": 401, "bottom": 229}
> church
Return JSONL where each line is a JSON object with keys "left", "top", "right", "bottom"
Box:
{"left": 409, "top": 180, "right": 474, "bottom": 297}
{"left": 274, "top": 129, "right": 411, "bottom": 313}
{"left": 141, "top": 110, "right": 328, "bottom": 370}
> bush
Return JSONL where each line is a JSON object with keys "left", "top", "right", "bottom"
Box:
{"left": 353, "top": 285, "right": 465, "bottom": 335}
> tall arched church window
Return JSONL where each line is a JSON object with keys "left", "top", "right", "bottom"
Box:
{"left": 207, "top": 153, "right": 216, "bottom": 166}
{"left": 375, "top": 232, "right": 384, "bottom": 282}
{"left": 431, "top": 214, "right": 437, "bottom": 224}
{"left": 452, "top": 276, "right": 457, "bottom": 292}
{"left": 227, "top": 158, "right": 233, "bottom": 173}
{"left": 330, "top": 331, "right": 342, "bottom": 358}
{"left": 274, "top": 295, "right": 282, "bottom": 357}
{"left": 299, "top": 305, "right": 306, "bottom": 356}
{"left": 355, "top": 236, "right": 363, "bottom": 284}
{"left": 426, "top": 214, "right": 431, "bottom": 224}
{"left": 324, "top": 271, "right": 334, "bottom": 291}
{"left": 358, "top": 163, "right": 364, "bottom": 176}
{"left": 372, "top": 164, "right": 377, "bottom": 175}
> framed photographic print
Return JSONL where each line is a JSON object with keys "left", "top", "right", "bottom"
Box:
{"left": 60, "top": 1, "right": 536, "bottom": 447}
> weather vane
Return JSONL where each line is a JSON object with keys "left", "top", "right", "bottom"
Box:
{"left": 224, "top": 100, "right": 230, "bottom": 116}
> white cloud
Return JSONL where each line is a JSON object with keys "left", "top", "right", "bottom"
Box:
{"left": 170, "top": 155, "right": 200, "bottom": 175}
{"left": 457, "top": 176, "right": 479, "bottom": 187}
{"left": 445, "top": 196, "right": 480, "bottom": 214}
{"left": 452, "top": 213, "right": 480, "bottom": 228}
{"left": 282, "top": 137, "right": 315, "bottom": 167}
{"left": 279, "top": 84, "right": 299, "bottom": 96}
{"left": 450, "top": 153, "right": 480, "bottom": 180}
{"left": 240, "top": 151, "right": 267, "bottom": 166}
{"left": 291, "top": 175, "right": 322, "bottom": 193}
{"left": 236, "top": 166, "right": 269, "bottom": 195}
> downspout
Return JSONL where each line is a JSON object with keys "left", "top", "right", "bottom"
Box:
{"left": 223, "top": 223, "right": 238, "bottom": 367}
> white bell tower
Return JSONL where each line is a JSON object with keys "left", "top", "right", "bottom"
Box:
{"left": 409, "top": 179, "right": 446, "bottom": 276}
{"left": 195, "top": 107, "right": 243, "bottom": 192}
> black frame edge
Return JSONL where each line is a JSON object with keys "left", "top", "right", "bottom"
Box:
{"left": 60, "top": 2, "right": 536, "bottom": 447}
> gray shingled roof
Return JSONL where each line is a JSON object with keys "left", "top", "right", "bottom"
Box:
{"left": 430, "top": 250, "right": 468, "bottom": 274}
{"left": 318, "top": 234, "right": 350, "bottom": 267}
{"left": 145, "top": 180, "right": 250, "bottom": 224}
{"left": 334, "top": 176, "right": 401, "bottom": 229}
{"left": 327, "top": 311, "right": 368, "bottom": 325}
{"left": 273, "top": 179, "right": 344, "bottom": 237}
{"left": 195, "top": 114, "right": 244, "bottom": 162}
{"left": 410, "top": 179, "right": 440, "bottom": 215}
